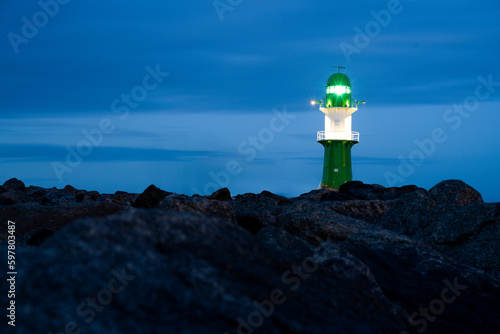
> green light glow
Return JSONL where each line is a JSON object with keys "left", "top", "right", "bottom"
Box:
{"left": 327, "top": 85, "right": 351, "bottom": 95}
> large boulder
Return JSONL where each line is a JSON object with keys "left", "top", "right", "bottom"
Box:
{"left": 429, "top": 179, "right": 484, "bottom": 206}
{"left": 378, "top": 181, "right": 500, "bottom": 279}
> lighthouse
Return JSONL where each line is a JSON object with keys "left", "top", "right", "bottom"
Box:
{"left": 312, "top": 67, "right": 364, "bottom": 189}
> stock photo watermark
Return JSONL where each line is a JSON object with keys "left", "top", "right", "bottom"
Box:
{"left": 340, "top": 0, "right": 412, "bottom": 63}
{"left": 385, "top": 74, "right": 500, "bottom": 186}
{"left": 213, "top": 0, "right": 245, "bottom": 22}
{"left": 192, "top": 106, "right": 295, "bottom": 195}
{"left": 49, "top": 266, "right": 136, "bottom": 334}
{"left": 400, "top": 277, "right": 468, "bottom": 334}
{"left": 51, "top": 64, "right": 169, "bottom": 182}
{"left": 7, "top": 0, "right": 72, "bottom": 54}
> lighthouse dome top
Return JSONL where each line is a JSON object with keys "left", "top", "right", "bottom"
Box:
{"left": 324, "top": 72, "right": 352, "bottom": 108}
{"left": 326, "top": 73, "right": 351, "bottom": 88}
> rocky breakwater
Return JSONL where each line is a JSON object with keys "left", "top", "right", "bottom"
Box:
{"left": 0, "top": 178, "right": 499, "bottom": 333}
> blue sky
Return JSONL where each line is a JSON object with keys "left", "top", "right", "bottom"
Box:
{"left": 1, "top": 0, "right": 500, "bottom": 201}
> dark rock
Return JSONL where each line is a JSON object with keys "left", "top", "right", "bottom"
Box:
{"left": 8, "top": 210, "right": 406, "bottom": 333}
{"left": 42, "top": 187, "right": 78, "bottom": 205}
{"left": 429, "top": 179, "right": 484, "bottom": 205}
{"left": 63, "top": 184, "right": 77, "bottom": 193}
{"left": 378, "top": 181, "right": 500, "bottom": 279}
{"left": 236, "top": 214, "right": 265, "bottom": 234}
{"left": 260, "top": 190, "right": 292, "bottom": 205}
{"left": 366, "top": 185, "right": 420, "bottom": 201}
{"left": 378, "top": 188, "right": 436, "bottom": 236}
{"left": 1, "top": 178, "right": 499, "bottom": 333}
{"left": 318, "top": 190, "right": 356, "bottom": 202}
{"left": 256, "top": 226, "right": 315, "bottom": 259}
{"left": 132, "top": 184, "right": 171, "bottom": 208}
{"left": 24, "top": 228, "right": 55, "bottom": 246}
{"left": 7, "top": 209, "right": 499, "bottom": 334}
{"left": 0, "top": 202, "right": 126, "bottom": 237}
{"left": 2, "top": 177, "right": 25, "bottom": 190}
{"left": 26, "top": 185, "right": 49, "bottom": 199}
{"left": 276, "top": 200, "right": 415, "bottom": 247}
{"left": 87, "top": 190, "right": 100, "bottom": 200}
{"left": 230, "top": 192, "right": 287, "bottom": 227}
{"left": 295, "top": 189, "right": 335, "bottom": 201}
{"left": 158, "top": 194, "right": 236, "bottom": 222}
{"left": 339, "top": 181, "right": 384, "bottom": 200}
{"left": 208, "top": 187, "right": 231, "bottom": 200}
{"left": 336, "top": 241, "right": 500, "bottom": 333}
{"left": 329, "top": 200, "right": 391, "bottom": 223}
{"left": 0, "top": 190, "right": 31, "bottom": 205}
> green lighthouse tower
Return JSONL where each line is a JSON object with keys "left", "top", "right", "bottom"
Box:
{"left": 312, "top": 68, "right": 363, "bottom": 189}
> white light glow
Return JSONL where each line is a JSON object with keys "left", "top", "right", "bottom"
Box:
{"left": 327, "top": 85, "right": 351, "bottom": 95}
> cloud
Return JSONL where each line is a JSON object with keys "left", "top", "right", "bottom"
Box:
{"left": 0, "top": 144, "right": 228, "bottom": 163}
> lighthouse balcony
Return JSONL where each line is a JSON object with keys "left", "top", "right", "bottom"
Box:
{"left": 317, "top": 131, "right": 359, "bottom": 142}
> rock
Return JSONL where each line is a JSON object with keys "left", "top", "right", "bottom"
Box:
{"left": 158, "top": 194, "right": 236, "bottom": 222}
{"left": 2, "top": 177, "right": 25, "bottom": 190}
{"left": 7, "top": 209, "right": 499, "bottom": 334}
{"left": 26, "top": 186, "right": 49, "bottom": 200}
{"left": 230, "top": 192, "right": 287, "bottom": 227}
{"left": 132, "top": 184, "right": 171, "bottom": 208}
{"left": 295, "top": 189, "right": 336, "bottom": 201}
{"left": 63, "top": 185, "right": 76, "bottom": 193}
{"left": 329, "top": 200, "right": 391, "bottom": 223}
{"left": 378, "top": 181, "right": 500, "bottom": 279}
{"left": 235, "top": 214, "right": 265, "bottom": 234}
{"left": 208, "top": 187, "right": 231, "bottom": 200}
{"left": 429, "top": 179, "right": 484, "bottom": 206}
{"left": 378, "top": 188, "right": 436, "bottom": 236}
{"left": 42, "top": 187, "right": 78, "bottom": 205}
{"left": 256, "top": 226, "right": 315, "bottom": 259}
{"left": 75, "top": 190, "right": 101, "bottom": 203}
{"left": 337, "top": 241, "right": 500, "bottom": 333}
{"left": 339, "top": 181, "right": 384, "bottom": 200}
{"left": 260, "top": 190, "right": 292, "bottom": 206}
{"left": 0, "top": 202, "right": 126, "bottom": 237}
{"left": 1, "top": 178, "right": 499, "bottom": 333}
{"left": 366, "top": 185, "right": 421, "bottom": 201}
{"left": 0, "top": 190, "right": 31, "bottom": 205}
{"left": 22, "top": 228, "right": 55, "bottom": 246}
{"left": 276, "top": 200, "right": 415, "bottom": 247}
{"left": 318, "top": 190, "right": 356, "bottom": 202}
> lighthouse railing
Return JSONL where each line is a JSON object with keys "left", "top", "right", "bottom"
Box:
{"left": 317, "top": 131, "right": 359, "bottom": 142}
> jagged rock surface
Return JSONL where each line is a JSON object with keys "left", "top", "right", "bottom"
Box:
{"left": 0, "top": 178, "right": 499, "bottom": 334}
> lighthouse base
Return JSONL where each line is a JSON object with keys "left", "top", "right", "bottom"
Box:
{"left": 318, "top": 140, "right": 357, "bottom": 189}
